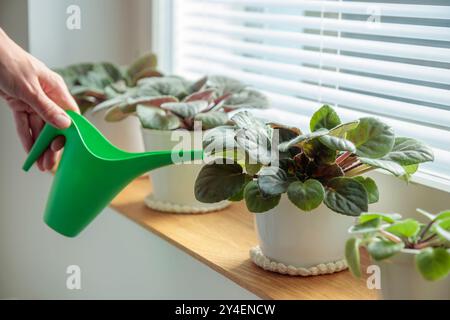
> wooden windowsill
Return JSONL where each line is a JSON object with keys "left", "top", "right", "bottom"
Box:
{"left": 110, "top": 178, "right": 379, "bottom": 300}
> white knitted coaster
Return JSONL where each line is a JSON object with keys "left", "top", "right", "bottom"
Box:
{"left": 250, "top": 246, "right": 348, "bottom": 276}
{"left": 144, "top": 193, "right": 230, "bottom": 214}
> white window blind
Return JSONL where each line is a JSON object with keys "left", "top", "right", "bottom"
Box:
{"left": 167, "top": 0, "right": 450, "bottom": 188}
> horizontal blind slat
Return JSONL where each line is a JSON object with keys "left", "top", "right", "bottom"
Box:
{"left": 183, "top": 23, "right": 450, "bottom": 63}
{"left": 187, "top": 0, "right": 450, "bottom": 19}
{"left": 184, "top": 9, "right": 450, "bottom": 41}
{"left": 183, "top": 34, "right": 450, "bottom": 84}
{"left": 180, "top": 57, "right": 450, "bottom": 130}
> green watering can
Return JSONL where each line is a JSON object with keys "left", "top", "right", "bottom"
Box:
{"left": 22, "top": 111, "right": 203, "bottom": 237}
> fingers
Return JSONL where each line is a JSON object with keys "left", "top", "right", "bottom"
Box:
{"left": 40, "top": 72, "right": 79, "bottom": 113}
{"left": 51, "top": 136, "right": 65, "bottom": 152}
{"left": 12, "top": 109, "right": 33, "bottom": 153}
{"left": 23, "top": 85, "right": 72, "bottom": 130}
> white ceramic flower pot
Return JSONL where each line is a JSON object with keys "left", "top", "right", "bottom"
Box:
{"left": 377, "top": 249, "right": 450, "bottom": 300}
{"left": 141, "top": 128, "right": 229, "bottom": 213}
{"left": 85, "top": 108, "right": 144, "bottom": 153}
{"left": 252, "top": 195, "right": 355, "bottom": 275}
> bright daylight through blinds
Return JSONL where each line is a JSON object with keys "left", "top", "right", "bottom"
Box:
{"left": 171, "top": 0, "right": 450, "bottom": 184}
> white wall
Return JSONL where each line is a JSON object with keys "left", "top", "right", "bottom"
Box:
{"left": 0, "top": 0, "right": 257, "bottom": 299}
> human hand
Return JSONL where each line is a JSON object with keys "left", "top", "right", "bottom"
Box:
{"left": 0, "top": 28, "right": 79, "bottom": 171}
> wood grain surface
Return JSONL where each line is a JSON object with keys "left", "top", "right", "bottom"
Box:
{"left": 110, "top": 178, "right": 379, "bottom": 300}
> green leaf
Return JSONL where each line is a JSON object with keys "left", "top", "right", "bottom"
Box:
{"left": 352, "top": 176, "right": 379, "bottom": 204}
{"left": 310, "top": 105, "right": 341, "bottom": 132}
{"left": 257, "top": 167, "right": 290, "bottom": 197}
{"left": 233, "top": 112, "right": 272, "bottom": 165}
{"left": 245, "top": 158, "right": 262, "bottom": 176}
{"left": 302, "top": 139, "right": 337, "bottom": 165}
{"left": 161, "top": 100, "right": 208, "bottom": 118}
{"left": 400, "top": 163, "right": 419, "bottom": 182}
{"left": 206, "top": 75, "right": 246, "bottom": 96}
{"left": 319, "top": 135, "right": 356, "bottom": 153}
{"left": 358, "top": 212, "right": 402, "bottom": 224}
{"left": 329, "top": 120, "right": 360, "bottom": 138}
{"left": 224, "top": 89, "right": 269, "bottom": 109}
{"left": 104, "top": 106, "right": 128, "bottom": 122}
{"left": 359, "top": 157, "right": 406, "bottom": 177}
{"left": 416, "top": 248, "right": 450, "bottom": 281}
{"left": 385, "top": 219, "right": 421, "bottom": 238}
{"left": 269, "top": 123, "right": 302, "bottom": 144}
{"left": 436, "top": 210, "right": 450, "bottom": 222}
{"left": 367, "top": 240, "right": 404, "bottom": 261}
{"left": 228, "top": 175, "right": 252, "bottom": 202}
{"left": 324, "top": 177, "right": 368, "bottom": 216}
{"left": 287, "top": 179, "right": 324, "bottom": 211}
{"left": 347, "top": 117, "right": 395, "bottom": 158}
{"left": 349, "top": 217, "right": 382, "bottom": 234}
{"left": 434, "top": 218, "right": 450, "bottom": 242}
{"left": 126, "top": 52, "right": 157, "bottom": 82}
{"left": 194, "top": 161, "right": 247, "bottom": 203}
{"left": 194, "top": 111, "right": 229, "bottom": 130}
{"left": 278, "top": 128, "right": 329, "bottom": 152}
{"left": 244, "top": 181, "right": 281, "bottom": 213}
{"left": 203, "top": 126, "right": 237, "bottom": 155}
{"left": 345, "top": 237, "right": 362, "bottom": 278}
{"left": 136, "top": 105, "right": 181, "bottom": 130}
{"left": 382, "top": 137, "right": 434, "bottom": 166}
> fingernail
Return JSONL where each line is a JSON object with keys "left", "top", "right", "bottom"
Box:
{"left": 54, "top": 114, "right": 71, "bottom": 129}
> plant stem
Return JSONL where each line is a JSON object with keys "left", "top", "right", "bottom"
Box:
{"left": 336, "top": 151, "right": 352, "bottom": 165}
{"left": 414, "top": 239, "right": 442, "bottom": 250}
{"left": 345, "top": 164, "right": 374, "bottom": 177}
{"left": 379, "top": 229, "right": 403, "bottom": 243}
{"left": 418, "top": 219, "right": 435, "bottom": 242}
{"left": 343, "top": 160, "right": 361, "bottom": 172}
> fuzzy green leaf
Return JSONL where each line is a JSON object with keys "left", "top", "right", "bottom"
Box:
{"left": 345, "top": 237, "right": 362, "bottom": 278}
{"left": 244, "top": 181, "right": 281, "bottom": 213}
{"left": 136, "top": 105, "right": 181, "bottom": 130}
{"left": 195, "top": 161, "right": 247, "bottom": 203}
{"left": 257, "top": 167, "right": 290, "bottom": 197}
{"left": 416, "top": 248, "right": 450, "bottom": 281}
{"left": 358, "top": 212, "right": 402, "bottom": 224}
{"left": 319, "top": 135, "right": 356, "bottom": 153}
{"left": 382, "top": 137, "right": 434, "bottom": 166}
{"left": 287, "top": 179, "right": 324, "bottom": 211}
{"left": 310, "top": 105, "right": 341, "bottom": 132}
{"left": 194, "top": 111, "right": 229, "bottom": 130}
{"left": 349, "top": 217, "right": 382, "bottom": 234}
{"left": 367, "top": 240, "right": 404, "bottom": 261}
{"left": 359, "top": 157, "right": 406, "bottom": 177}
{"left": 347, "top": 117, "right": 395, "bottom": 159}
{"left": 385, "top": 219, "right": 421, "bottom": 238}
{"left": 352, "top": 176, "right": 379, "bottom": 204}
{"left": 324, "top": 177, "right": 368, "bottom": 216}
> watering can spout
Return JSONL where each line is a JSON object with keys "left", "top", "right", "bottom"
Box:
{"left": 22, "top": 111, "right": 204, "bottom": 237}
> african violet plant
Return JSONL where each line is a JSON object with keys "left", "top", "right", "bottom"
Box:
{"left": 54, "top": 53, "right": 161, "bottom": 113}
{"left": 90, "top": 75, "right": 270, "bottom": 131}
{"left": 346, "top": 209, "right": 450, "bottom": 281}
{"left": 195, "top": 105, "right": 434, "bottom": 215}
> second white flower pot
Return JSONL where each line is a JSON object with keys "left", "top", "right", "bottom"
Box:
{"left": 85, "top": 108, "right": 144, "bottom": 153}
{"left": 141, "top": 128, "right": 229, "bottom": 213}
{"left": 377, "top": 249, "right": 450, "bottom": 300}
{"left": 251, "top": 195, "right": 355, "bottom": 276}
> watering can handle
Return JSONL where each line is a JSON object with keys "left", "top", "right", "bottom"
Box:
{"left": 23, "top": 123, "right": 62, "bottom": 171}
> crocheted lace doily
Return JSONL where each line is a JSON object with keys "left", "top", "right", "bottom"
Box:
{"left": 250, "top": 246, "right": 348, "bottom": 276}
{"left": 144, "top": 193, "right": 230, "bottom": 214}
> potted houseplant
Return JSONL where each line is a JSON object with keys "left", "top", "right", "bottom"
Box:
{"left": 346, "top": 209, "right": 450, "bottom": 299}
{"left": 92, "top": 75, "right": 269, "bottom": 213}
{"left": 55, "top": 53, "right": 161, "bottom": 152}
{"left": 194, "top": 106, "right": 434, "bottom": 275}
